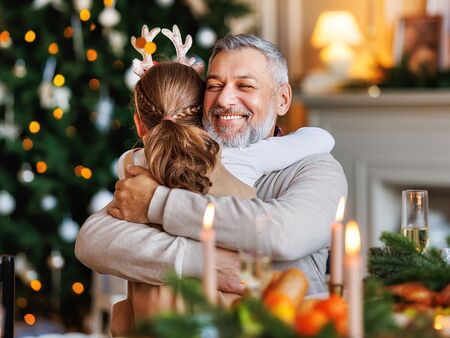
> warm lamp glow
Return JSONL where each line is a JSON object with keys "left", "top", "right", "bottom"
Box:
{"left": 203, "top": 203, "right": 215, "bottom": 230}
{"left": 311, "top": 11, "right": 363, "bottom": 77}
{"left": 311, "top": 11, "right": 362, "bottom": 48}
{"left": 335, "top": 196, "right": 346, "bottom": 222}
{"left": 345, "top": 221, "right": 360, "bottom": 255}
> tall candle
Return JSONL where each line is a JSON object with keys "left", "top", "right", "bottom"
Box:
{"left": 345, "top": 220, "right": 363, "bottom": 338}
{"left": 330, "top": 196, "right": 346, "bottom": 296}
{"left": 200, "top": 202, "right": 217, "bottom": 304}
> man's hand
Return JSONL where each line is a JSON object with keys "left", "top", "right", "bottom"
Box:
{"left": 108, "top": 166, "right": 159, "bottom": 223}
{"left": 216, "top": 247, "right": 246, "bottom": 295}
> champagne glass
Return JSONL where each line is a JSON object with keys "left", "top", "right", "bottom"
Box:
{"left": 239, "top": 215, "right": 272, "bottom": 297}
{"left": 401, "top": 190, "right": 429, "bottom": 253}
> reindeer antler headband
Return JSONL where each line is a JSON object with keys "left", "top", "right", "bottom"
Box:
{"left": 131, "top": 24, "right": 204, "bottom": 77}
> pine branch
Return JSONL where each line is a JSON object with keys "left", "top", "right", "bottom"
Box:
{"left": 368, "top": 232, "right": 450, "bottom": 291}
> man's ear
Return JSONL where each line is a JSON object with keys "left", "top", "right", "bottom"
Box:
{"left": 276, "top": 83, "right": 292, "bottom": 117}
{"left": 133, "top": 113, "right": 147, "bottom": 138}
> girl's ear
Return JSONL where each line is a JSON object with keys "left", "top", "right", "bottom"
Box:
{"left": 133, "top": 113, "right": 147, "bottom": 138}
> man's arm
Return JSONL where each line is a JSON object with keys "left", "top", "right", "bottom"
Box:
{"left": 75, "top": 206, "right": 245, "bottom": 293}
{"left": 113, "top": 154, "right": 347, "bottom": 261}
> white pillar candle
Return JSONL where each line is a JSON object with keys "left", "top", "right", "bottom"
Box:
{"left": 330, "top": 196, "right": 346, "bottom": 296}
{"left": 345, "top": 220, "right": 363, "bottom": 338}
{"left": 200, "top": 202, "right": 217, "bottom": 305}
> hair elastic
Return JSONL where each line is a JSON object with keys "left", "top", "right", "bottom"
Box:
{"left": 162, "top": 115, "right": 177, "bottom": 123}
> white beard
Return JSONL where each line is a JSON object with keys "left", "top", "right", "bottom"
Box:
{"left": 203, "top": 106, "right": 277, "bottom": 148}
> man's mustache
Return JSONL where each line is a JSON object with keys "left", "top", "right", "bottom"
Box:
{"left": 208, "top": 106, "right": 252, "bottom": 117}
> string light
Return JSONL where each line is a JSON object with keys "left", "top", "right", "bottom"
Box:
{"left": 74, "top": 165, "right": 84, "bottom": 177}
{"left": 90, "top": 23, "right": 96, "bottom": 31}
{"left": 104, "top": 0, "right": 114, "bottom": 6}
{"left": 88, "top": 78, "right": 100, "bottom": 90}
{"left": 24, "top": 314, "right": 36, "bottom": 325}
{"left": 86, "top": 49, "right": 98, "bottom": 61}
{"left": 144, "top": 42, "right": 157, "bottom": 54}
{"left": 24, "top": 30, "right": 36, "bottom": 43}
{"left": 36, "top": 161, "right": 47, "bottom": 174}
{"left": 135, "top": 37, "right": 146, "bottom": 48}
{"left": 0, "top": 30, "right": 11, "bottom": 47}
{"left": 113, "top": 60, "right": 124, "bottom": 70}
{"left": 53, "top": 74, "right": 65, "bottom": 87}
{"left": 48, "top": 42, "right": 59, "bottom": 55}
{"left": 81, "top": 167, "right": 92, "bottom": 179}
{"left": 16, "top": 297, "right": 28, "bottom": 308}
{"left": 29, "top": 121, "right": 41, "bottom": 134}
{"left": 72, "top": 282, "right": 85, "bottom": 294}
{"left": 22, "top": 138, "right": 33, "bottom": 151}
{"left": 79, "top": 9, "right": 91, "bottom": 21}
{"left": 63, "top": 26, "right": 73, "bottom": 38}
{"left": 53, "top": 107, "right": 64, "bottom": 119}
{"left": 66, "top": 126, "right": 76, "bottom": 137}
{"left": 30, "top": 279, "right": 42, "bottom": 291}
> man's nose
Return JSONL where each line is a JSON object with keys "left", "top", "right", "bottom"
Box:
{"left": 216, "top": 85, "right": 239, "bottom": 108}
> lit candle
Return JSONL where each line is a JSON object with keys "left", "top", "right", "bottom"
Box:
{"left": 200, "top": 202, "right": 217, "bottom": 304}
{"left": 330, "top": 196, "right": 346, "bottom": 296}
{"left": 345, "top": 220, "right": 363, "bottom": 338}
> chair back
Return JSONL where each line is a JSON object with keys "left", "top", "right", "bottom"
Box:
{"left": 0, "top": 255, "right": 14, "bottom": 338}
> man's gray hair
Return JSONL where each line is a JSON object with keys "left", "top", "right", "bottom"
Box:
{"left": 208, "top": 34, "right": 289, "bottom": 85}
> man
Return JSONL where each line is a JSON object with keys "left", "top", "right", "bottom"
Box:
{"left": 76, "top": 34, "right": 346, "bottom": 301}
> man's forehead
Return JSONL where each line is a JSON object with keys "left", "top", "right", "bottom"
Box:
{"left": 207, "top": 48, "right": 270, "bottom": 80}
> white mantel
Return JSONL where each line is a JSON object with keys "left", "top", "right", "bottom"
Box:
{"left": 300, "top": 90, "right": 450, "bottom": 264}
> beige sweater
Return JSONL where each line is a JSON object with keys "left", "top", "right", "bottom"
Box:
{"left": 76, "top": 153, "right": 347, "bottom": 296}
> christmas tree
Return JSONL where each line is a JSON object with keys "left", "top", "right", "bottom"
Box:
{"left": 0, "top": 0, "right": 250, "bottom": 330}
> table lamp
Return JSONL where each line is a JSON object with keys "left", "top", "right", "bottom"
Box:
{"left": 311, "top": 11, "right": 363, "bottom": 78}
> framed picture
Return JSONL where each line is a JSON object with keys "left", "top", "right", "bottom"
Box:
{"left": 426, "top": 0, "right": 450, "bottom": 69}
{"left": 393, "top": 15, "right": 443, "bottom": 73}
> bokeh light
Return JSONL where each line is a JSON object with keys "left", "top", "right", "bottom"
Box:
{"left": 29, "top": 121, "right": 41, "bottom": 134}
{"left": 36, "top": 161, "right": 47, "bottom": 174}
{"left": 72, "top": 282, "right": 85, "bottom": 294}
{"left": 24, "top": 30, "right": 36, "bottom": 43}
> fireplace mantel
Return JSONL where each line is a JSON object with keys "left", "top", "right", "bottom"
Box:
{"left": 300, "top": 90, "right": 450, "bottom": 266}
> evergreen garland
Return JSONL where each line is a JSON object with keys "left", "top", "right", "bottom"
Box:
{"left": 367, "top": 232, "right": 450, "bottom": 291}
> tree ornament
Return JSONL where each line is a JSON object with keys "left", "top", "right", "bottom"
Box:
{"left": 0, "top": 190, "right": 16, "bottom": 215}
{"left": 89, "top": 189, "right": 113, "bottom": 213}
{"left": 13, "top": 59, "right": 27, "bottom": 78}
{"left": 73, "top": 0, "right": 92, "bottom": 12}
{"left": 38, "top": 82, "right": 71, "bottom": 110}
{"left": 59, "top": 217, "right": 80, "bottom": 242}
{"left": 17, "top": 163, "right": 35, "bottom": 184}
{"left": 41, "top": 194, "right": 58, "bottom": 211}
{"left": 124, "top": 65, "right": 139, "bottom": 90}
{"left": 184, "top": 0, "right": 208, "bottom": 17}
{"left": 155, "top": 0, "right": 175, "bottom": 7}
{"left": 32, "top": 0, "right": 65, "bottom": 11}
{"left": 98, "top": 6, "right": 121, "bottom": 28}
{"left": 0, "top": 92, "right": 20, "bottom": 141}
{"left": 196, "top": 26, "right": 217, "bottom": 48}
{"left": 95, "top": 94, "right": 114, "bottom": 131}
{"left": 107, "top": 30, "right": 127, "bottom": 56}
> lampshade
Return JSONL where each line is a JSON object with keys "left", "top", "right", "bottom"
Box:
{"left": 311, "top": 11, "right": 363, "bottom": 48}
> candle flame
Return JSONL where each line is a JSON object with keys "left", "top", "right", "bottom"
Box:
{"left": 203, "top": 203, "right": 215, "bottom": 230}
{"left": 335, "top": 196, "right": 346, "bottom": 222}
{"left": 345, "top": 220, "right": 360, "bottom": 255}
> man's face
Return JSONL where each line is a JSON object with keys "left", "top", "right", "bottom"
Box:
{"left": 203, "top": 48, "right": 278, "bottom": 147}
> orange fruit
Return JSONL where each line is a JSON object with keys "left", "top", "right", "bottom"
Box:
{"left": 314, "top": 295, "right": 348, "bottom": 323}
{"left": 294, "top": 308, "right": 330, "bottom": 336}
{"left": 264, "top": 292, "right": 296, "bottom": 324}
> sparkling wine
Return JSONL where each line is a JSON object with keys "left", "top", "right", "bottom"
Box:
{"left": 240, "top": 253, "right": 272, "bottom": 297}
{"left": 401, "top": 227, "right": 429, "bottom": 253}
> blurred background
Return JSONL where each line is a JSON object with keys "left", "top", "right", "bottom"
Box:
{"left": 0, "top": 0, "right": 449, "bottom": 336}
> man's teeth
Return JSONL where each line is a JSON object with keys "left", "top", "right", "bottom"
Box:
{"left": 217, "top": 115, "right": 245, "bottom": 120}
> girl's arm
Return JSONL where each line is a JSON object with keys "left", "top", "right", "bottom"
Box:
{"left": 235, "top": 127, "right": 334, "bottom": 176}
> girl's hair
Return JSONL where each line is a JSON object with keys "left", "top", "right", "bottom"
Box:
{"left": 134, "top": 62, "right": 219, "bottom": 194}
